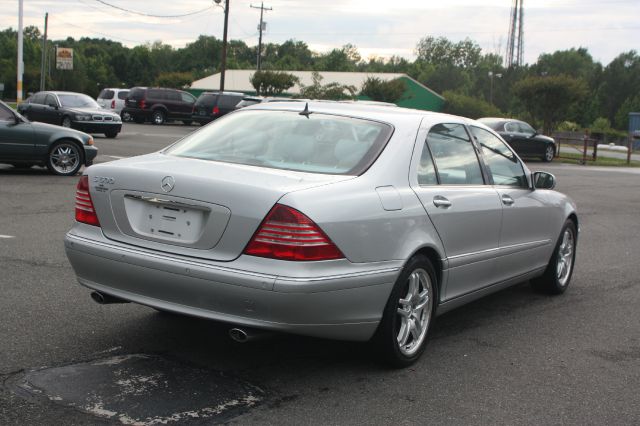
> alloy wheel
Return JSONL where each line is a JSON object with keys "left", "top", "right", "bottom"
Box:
{"left": 396, "top": 268, "right": 433, "bottom": 356}
{"left": 556, "top": 228, "right": 574, "bottom": 286}
{"left": 50, "top": 143, "right": 80, "bottom": 174}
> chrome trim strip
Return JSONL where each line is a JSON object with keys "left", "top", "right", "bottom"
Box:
{"left": 66, "top": 234, "right": 400, "bottom": 283}
{"left": 124, "top": 194, "right": 211, "bottom": 211}
{"left": 447, "top": 239, "right": 551, "bottom": 261}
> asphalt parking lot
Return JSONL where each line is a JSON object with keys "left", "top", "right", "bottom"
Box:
{"left": 1, "top": 123, "right": 639, "bottom": 425}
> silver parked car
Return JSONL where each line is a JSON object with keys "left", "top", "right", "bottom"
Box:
{"left": 65, "top": 102, "right": 578, "bottom": 367}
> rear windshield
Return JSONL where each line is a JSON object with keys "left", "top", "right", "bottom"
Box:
{"left": 166, "top": 110, "right": 393, "bottom": 175}
{"left": 128, "top": 88, "right": 146, "bottom": 100}
{"left": 98, "top": 89, "right": 114, "bottom": 100}
{"left": 195, "top": 94, "right": 218, "bottom": 107}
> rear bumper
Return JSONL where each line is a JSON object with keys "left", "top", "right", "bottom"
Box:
{"left": 64, "top": 226, "right": 400, "bottom": 341}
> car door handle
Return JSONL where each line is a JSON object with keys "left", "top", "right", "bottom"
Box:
{"left": 501, "top": 194, "right": 515, "bottom": 206}
{"left": 433, "top": 196, "right": 451, "bottom": 208}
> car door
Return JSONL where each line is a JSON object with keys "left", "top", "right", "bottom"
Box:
{"left": 517, "top": 121, "right": 543, "bottom": 157}
{"left": 42, "top": 93, "right": 62, "bottom": 125}
{"left": 411, "top": 121, "right": 503, "bottom": 300}
{"left": 0, "top": 104, "right": 35, "bottom": 160}
{"left": 179, "top": 92, "right": 196, "bottom": 118}
{"left": 470, "top": 126, "right": 554, "bottom": 281}
{"left": 22, "top": 93, "right": 46, "bottom": 122}
{"left": 501, "top": 121, "right": 530, "bottom": 156}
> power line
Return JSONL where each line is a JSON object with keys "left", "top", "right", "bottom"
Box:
{"left": 92, "top": 0, "right": 213, "bottom": 18}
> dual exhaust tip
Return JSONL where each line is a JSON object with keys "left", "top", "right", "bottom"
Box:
{"left": 90, "top": 291, "right": 272, "bottom": 343}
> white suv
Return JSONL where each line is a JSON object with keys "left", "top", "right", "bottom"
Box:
{"left": 97, "top": 88, "right": 130, "bottom": 120}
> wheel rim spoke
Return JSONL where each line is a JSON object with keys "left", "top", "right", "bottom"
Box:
{"left": 395, "top": 267, "right": 433, "bottom": 356}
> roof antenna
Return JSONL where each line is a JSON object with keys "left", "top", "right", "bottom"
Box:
{"left": 299, "top": 102, "right": 312, "bottom": 118}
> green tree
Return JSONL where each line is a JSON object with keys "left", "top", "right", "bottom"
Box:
{"left": 156, "top": 71, "right": 193, "bottom": 89}
{"left": 299, "top": 71, "right": 356, "bottom": 100}
{"left": 360, "top": 77, "right": 405, "bottom": 103}
{"left": 513, "top": 75, "right": 587, "bottom": 133}
{"left": 250, "top": 70, "right": 298, "bottom": 96}
{"left": 441, "top": 90, "right": 502, "bottom": 119}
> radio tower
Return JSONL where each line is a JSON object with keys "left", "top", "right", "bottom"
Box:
{"left": 506, "top": 0, "right": 524, "bottom": 67}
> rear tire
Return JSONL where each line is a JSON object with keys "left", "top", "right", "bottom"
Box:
{"left": 121, "top": 111, "right": 131, "bottom": 122}
{"left": 531, "top": 219, "right": 577, "bottom": 294}
{"left": 373, "top": 255, "right": 436, "bottom": 368}
{"left": 151, "top": 110, "right": 165, "bottom": 125}
{"left": 542, "top": 145, "right": 555, "bottom": 162}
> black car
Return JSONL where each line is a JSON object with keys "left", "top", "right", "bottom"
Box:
{"left": 478, "top": 117, "right": 557, "bottom": 162}
{"left": 0, "top": 100, "right": 97, "bottom": 175}
{"left": 192, "top": 92, "right": 244, "bottom": 125}
{"left": 17, "top": 91, "right": 122, "bottom": 138}
{"left": 121, "top": 87, "right": 196, "bottom": 125}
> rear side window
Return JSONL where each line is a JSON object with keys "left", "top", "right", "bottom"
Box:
{"left": 426, "top": 123, "right": 484, "bottom": 185}
{"left": 98, "top": 89, "right": 114, "bottom": 100}
{"left": 117, "top": 91, "right": 129, "bottom": 100}
{"left": 470, "top": 126, "right": 527, "bottom": 187}
{"left": 166, "top": 110, "right": 393, "bottom": 175}
{"left": 147, "top": 89, "right": 165, "bottom": 100}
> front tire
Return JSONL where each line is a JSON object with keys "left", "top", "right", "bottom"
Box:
{"left": 374, "top": 255, "right": 436, "bottom": 368}
{"left": 46, "top": 141, "right": 83, "bottom": 176}
{"left": 105, "top": 130, "right": 118, "bottom": 139}
{"left": 542, "top": 145, "right": 555, "bottom": 162}
{"left": 61, "top": 116, "right": 72, "bottom": 128}
{"left": 151, "top": 110, "right": 165, "bottom": 125}
{"left": 531, "top": 220, "right": 577, "bottom": 294}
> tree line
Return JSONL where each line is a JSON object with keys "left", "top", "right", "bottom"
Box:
{"left": 0, "top": 26, "right": 638, "bottom": 132}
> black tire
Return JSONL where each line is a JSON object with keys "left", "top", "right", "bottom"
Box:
{"left": 531, "top": 219, "right": 577, "bottom": 294}
{"left": 105, "top": 130, "right": 118, "bottom": 139}
{"left": 373, "top": 254, "right": 437, "bottom": 368}
{"left": 61, "top": 116, "right": 72, "bottom": 128}
{"left": 182, "top": 120, "right": 192, "bottom": 126}
{"left": 121, "top": 111, "right": 132, "bottom": 122}
{"left": 46, "top": 141, "right": 84, "bottom": 176}
{"left": 151, "top": 110, "right": 165, "bottom": 125}
{"left": 542, "top": 144, "right": 555, "bottom": 162}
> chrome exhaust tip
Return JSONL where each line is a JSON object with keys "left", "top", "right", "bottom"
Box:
{"left": 90, "top": 291, "right": 128, "bottom": 305}
{"left": 229, "top": 328, "right": 249, "bottom": 343}
{"left": 228, "top": 327, "right": 274, "bottom": 343}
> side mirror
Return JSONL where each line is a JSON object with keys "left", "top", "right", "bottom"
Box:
{"left": 48, "top": 103, "right": 57, "bottom": 109}
{"left": 533, "top": 171, "right": 556, "bottom": 190}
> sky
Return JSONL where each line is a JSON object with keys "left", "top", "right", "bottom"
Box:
{"left": 1, "top": 0, "right": 639, "bottom": 66}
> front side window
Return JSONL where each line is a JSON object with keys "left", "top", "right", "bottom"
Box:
{"left": 518, "top": 122, "right": 536, "bottom": 136}
{"left": 0, "top": 104, "right": 14, "bottom": 121}
{"left": 425, "top": 123, "right": 484, "bottom": 185}
{"left": 166, "top": 110, "right": 393, "bottom": 175}
{"left": 44, "top": 94, "right": 58, "bottom": 107}
{"left": 471, "top": 126, "right": 527, "bottom": 187}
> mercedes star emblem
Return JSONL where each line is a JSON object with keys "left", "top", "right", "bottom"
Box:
{"left": 161, "top": 176, "right": 175, "bottom": 193}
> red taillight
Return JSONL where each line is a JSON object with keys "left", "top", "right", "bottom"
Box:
{"left": 75, "top": 176, "right": 100, "bottom": 227}
{"left": 111, "top": 99, "right": 116, "bottom": 109}
{"left": 212, "top": 106, "right": 220, "bottom": 115}
{"left": 244, "top": 204, "right": 344, "bottom": 261}
{"left": 139, "top": 99, "right": 146, "bottom": 109}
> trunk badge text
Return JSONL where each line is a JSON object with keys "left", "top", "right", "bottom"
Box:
{"left": 161, "top": 176, "right": 176, "bottom": 193}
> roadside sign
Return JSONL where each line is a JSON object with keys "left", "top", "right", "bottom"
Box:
{"left": 56, "top": 47, "right": 73, "bottom": 70}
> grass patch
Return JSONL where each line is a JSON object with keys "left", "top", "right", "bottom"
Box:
{"left": 6, "top": 102, "right": 17, "bottom": 110}
{"left": 554, "top": 152, "right": 640, "bottom": 167}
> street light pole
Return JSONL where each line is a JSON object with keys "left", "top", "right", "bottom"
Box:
{"left": 219, "top": 0, "right": 230, "bottom": 92}
{"left": 17, "top": 0, "right": 24, "bottom": 103}
{"left": 488, "top": 71, "right": 502, "bottom": 105}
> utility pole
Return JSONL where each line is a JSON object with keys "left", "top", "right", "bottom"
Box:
{"left": 250, "top": 2, "right": 272, "bottom": 71}
{"left": 219, "top": 0, "right": 230, "bottom": 92}
{"left": 40, "top": 13, "right": 48, "bottom": 91}
{"left": 17, "top": 0, "right": 24, "bottom": 103}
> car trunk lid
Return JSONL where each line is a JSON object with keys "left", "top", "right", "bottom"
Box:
{"left": 87, "top": 153, "right": 354, "bottom": 261}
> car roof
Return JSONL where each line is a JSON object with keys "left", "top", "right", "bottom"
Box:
{"left": 247, "top": 100, "right": 481, "bottom": 129}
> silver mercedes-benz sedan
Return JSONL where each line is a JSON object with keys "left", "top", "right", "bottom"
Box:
{"left": 65, "top": 102, "right": 578, "bottom": 367}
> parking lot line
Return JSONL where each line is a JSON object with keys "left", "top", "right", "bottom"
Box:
{"left": 0, "top": 235, "right": 16, "bottom": 239}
